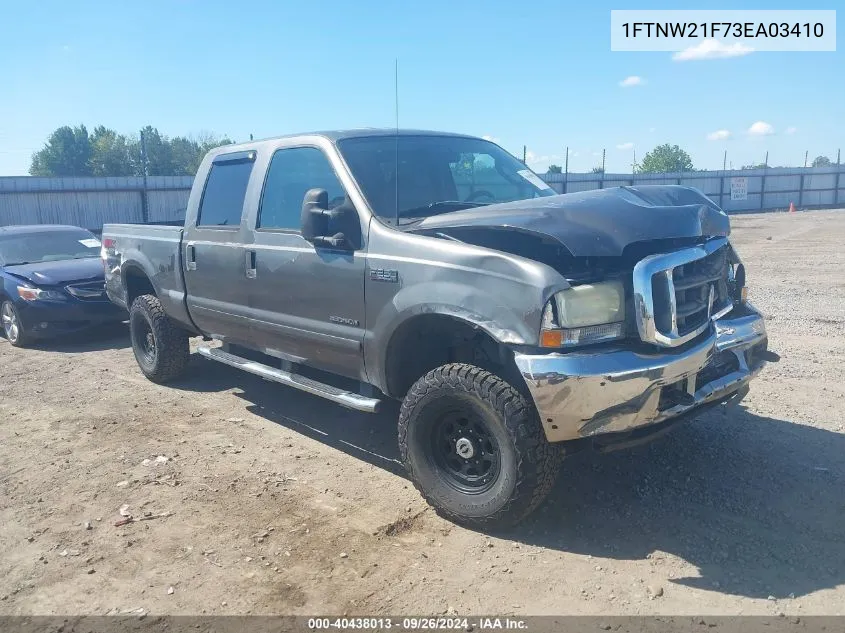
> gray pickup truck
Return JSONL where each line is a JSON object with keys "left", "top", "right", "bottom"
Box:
{"left": 102, "top": 129, "right": 770, "bottom": 527}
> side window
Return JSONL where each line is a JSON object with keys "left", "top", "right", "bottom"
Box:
{"left": 258, "top": 147, "right": 347, "bottom": 230}
{"left": 197, "top": 158, "right": 254, "bottom": 227}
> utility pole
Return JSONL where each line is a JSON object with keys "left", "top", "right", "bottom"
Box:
{"left": 601, "top": 148, "right": 606, "bottom": 173}
{"left": 563, "top": 146, "right": 569, "bottom": 194}
{"left": 631, "top": 149, "right": 637, "bottom": 174}
{"left": 723, "top": 150, "right": 727, "bottom": 171}
{"left": 804, "top": 150, "right": 808, "bottom": 168}
{"left": 522, "top": 145, "right": 527, "bottom": 165}
{"left": 760, "top": 151, "right": 769, "bottom": 210}
{"left": 140, "top": 129, "right": 149, "bottom": 223}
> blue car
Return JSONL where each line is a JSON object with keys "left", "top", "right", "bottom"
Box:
{"left": 0, "top": 225, "right": 126, "bottom": 347}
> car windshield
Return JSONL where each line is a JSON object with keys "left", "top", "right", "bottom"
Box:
{"left": 0, "top": 229, "right": 101, "bottom": 266}
{"left": 336, "top": 135, "right": 556, "bottom": 225}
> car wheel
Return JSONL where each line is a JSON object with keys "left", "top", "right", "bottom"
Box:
{"left": 129, "top": 294, "right": 189, "bottom": 383}
{"left": 398, "top": 363, "right": 561, "bottom": 529}
{"left": 1, "top": 300, "right": 29, "bottom": 347}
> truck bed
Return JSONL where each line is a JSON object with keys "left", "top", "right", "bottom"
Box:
{"left": 101, "top": 223, "right": 193, "bottom": 329}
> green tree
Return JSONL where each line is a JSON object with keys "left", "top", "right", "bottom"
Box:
{"left": 29, "top": 125, "right": 93, "bottom": 176}
{"left": 129, "top": 126, "right": 174, "bottom": 176}
{"left": 812, "top": 155, "right": 832, "bottom": 167}
{"left": 196, "top": 132, "right": 233, "bottom": 157}
{"left": 169, "top": 136, "right": 202, "bottom": 176}
{"left": 89, "top": 126, "right": 132, "bottom": 176}
{"left": 590, "top": 166, "right": 605, "bottom": 174}
{"left": 639, "top": 144, "right": 694, "bottom": 173}
{"left": 547, "top": 164, "right": 563, "bottom": 174}
{"left": 31, "top": 124, "right": 233, "bottom": 177}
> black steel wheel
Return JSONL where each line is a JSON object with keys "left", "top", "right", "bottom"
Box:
{"left": 431, "top": 409, "right": 501, "bottom": 494}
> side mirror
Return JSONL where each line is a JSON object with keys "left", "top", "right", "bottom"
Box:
{"left": 300, "top": 188, "right": 329, "bottom": 242}
{"left": 300, "top": 188, "right": 359, "bottom": 250}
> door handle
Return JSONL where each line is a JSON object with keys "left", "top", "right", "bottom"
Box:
{"left": 186, "top": 243, "right": 197, "bottom": 271}
{"left": 245, "top": 249, "right": 257, "bottom": 279}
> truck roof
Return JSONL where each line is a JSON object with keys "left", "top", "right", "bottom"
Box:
{"left": 215, "top": 129, "right": 479, "bottom": 153}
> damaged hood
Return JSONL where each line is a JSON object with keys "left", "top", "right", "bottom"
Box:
{"left": 410, "top": 185, "right": 730, "bottom": 257}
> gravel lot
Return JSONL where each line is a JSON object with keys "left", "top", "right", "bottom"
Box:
{"left": 1, "top": 210, "right": 843, "bottom": 616}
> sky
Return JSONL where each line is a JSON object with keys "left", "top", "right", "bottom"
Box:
{"left": 0, "top": 0, "right": 842, "bottom": 175}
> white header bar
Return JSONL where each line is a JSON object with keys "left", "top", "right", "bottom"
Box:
{"left": 611, "top": 10, "right": 836, "bottom": 53}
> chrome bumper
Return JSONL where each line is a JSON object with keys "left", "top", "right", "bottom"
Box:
{"left": 514, "top": 306, "right": 768, "bottom": 443}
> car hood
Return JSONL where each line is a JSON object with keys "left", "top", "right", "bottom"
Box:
{"left": 3, "top": 257, "right": 104, "bottom": 286}
{"left": 410, "top": 185, "right": 730, "bottom": 257}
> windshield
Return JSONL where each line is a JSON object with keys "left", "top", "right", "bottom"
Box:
{"left": 0, "top": 229, "right": 101, "bottom": 266}
{"left": 337, "top": 135, "right": 555, "bottom": 224}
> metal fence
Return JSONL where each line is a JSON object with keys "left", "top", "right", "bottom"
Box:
{"left": 0, "top": 175, "right": 192, "bottom": 231}
{"left": 542, "top": 165, "right": 845, "bottom": 212}
{"left": 1, "top": 165, "right": 843, "bottom": 231}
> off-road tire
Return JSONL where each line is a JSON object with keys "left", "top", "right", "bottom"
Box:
{"left": 398, "top": 363, "right": 561, "bottom": 529}
{"left": 129, "top": 294, "right": 189, "bottom": 384}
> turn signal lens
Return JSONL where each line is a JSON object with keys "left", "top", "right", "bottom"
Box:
{"left": 540, "top": 330, "right": 563, "bottom": 348}
{"left": 740, "top": 286, "right": 749, "bottom": 302}
{"left": 540, "top": 322, "right": 625, "bottom": 348}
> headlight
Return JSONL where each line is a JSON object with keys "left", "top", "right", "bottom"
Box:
{"left": 540, "top": 281, "right": 626, "bottom": 348}
{"left": 17, "top": 286, "right": 67, "bottom": 302}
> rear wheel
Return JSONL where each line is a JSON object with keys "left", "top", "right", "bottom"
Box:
{"left": 1, "top": 300, "right": 29, "bottom": 347}
{"left": 398, "top": 363, "right": 561, "bottom": 529}
{"left": 129, "top": 294, "right": 189, "bottom": 383}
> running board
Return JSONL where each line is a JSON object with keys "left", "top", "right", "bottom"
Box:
{"left": 197, "top": 347, "right": 381, "bottom": 413}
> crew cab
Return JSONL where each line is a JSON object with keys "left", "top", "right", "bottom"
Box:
{"left": 102, "top": 130, "right": 770, "bottom": 527}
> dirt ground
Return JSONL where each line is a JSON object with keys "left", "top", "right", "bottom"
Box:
{"left": 1, "top": 210, "right": 844, "bottom": 617}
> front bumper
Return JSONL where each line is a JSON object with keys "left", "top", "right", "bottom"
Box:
{"left": 514, "top": 305, "right": 768, "bottom": 443}
{"left": 17, "top": 299, "right": 126, "bottom": 338}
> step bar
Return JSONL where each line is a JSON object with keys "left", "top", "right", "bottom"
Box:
{"left": 197, "top": 347, "right": 381, "bottom": 413}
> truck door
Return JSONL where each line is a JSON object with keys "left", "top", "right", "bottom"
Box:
{"left": 242, "top": 145, "right": 366, "bottom": 380}
{"left": 182, "top": 150, "right": 256, "bottom": 343}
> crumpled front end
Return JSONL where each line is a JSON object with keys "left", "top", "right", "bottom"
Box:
{"left": 514, "top": 304, "right": 767, "bottom": 443}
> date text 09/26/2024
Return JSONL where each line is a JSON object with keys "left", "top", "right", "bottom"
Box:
{"left": 307, "top": 617, "right": 527, "bottom": 630}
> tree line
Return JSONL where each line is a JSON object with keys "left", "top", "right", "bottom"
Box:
{"left": 29, "top": 125, "right": 234, "bottom": 177}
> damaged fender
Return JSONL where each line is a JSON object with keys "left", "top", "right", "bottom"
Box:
{"left": 362, "top": 219, "right": 568, "bottom": 394}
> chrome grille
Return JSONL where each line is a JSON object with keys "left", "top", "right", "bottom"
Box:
{"left": 65, "top": 280, "right": 106, "bottom": 301}
{"left": 633, "top": 238, "right": 732, "bottom": 348}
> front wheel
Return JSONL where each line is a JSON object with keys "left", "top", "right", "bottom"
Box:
{"left": 398, "top": 363, "right": 561, "bottom": 529}
{"left": 1, "top": 300, "right": 30, "bottom": 347}
{"left": 129, "top": 294, "right": 189, "bottom": 383}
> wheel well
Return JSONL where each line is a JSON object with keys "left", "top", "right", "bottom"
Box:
{"left": 124, "top": 267, "right": 156, "bottom": 307}
{"left": 383, "top": 314, "right": 526, "bottom": 399}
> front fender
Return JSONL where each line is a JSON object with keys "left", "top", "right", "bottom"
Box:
{"left": 361, "top": 220, "right": 571, "bottom": 393}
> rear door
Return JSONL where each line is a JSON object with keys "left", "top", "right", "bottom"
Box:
{"left": 182, "top": 150, "right": 256, "bottom": 342}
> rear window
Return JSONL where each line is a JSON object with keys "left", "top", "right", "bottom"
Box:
{"left": 197, "top": 156, "right": 254, "bottom": 227}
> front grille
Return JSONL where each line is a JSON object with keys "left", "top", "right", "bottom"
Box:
{"left": 65, "top": 281, "right": 106, "bottom": 301}
{"left": 633, "top": 238, "right": 733, "bottom": 348}
{"left": 671, "top": 246, "right": 730, "bottom": 336}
